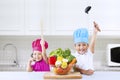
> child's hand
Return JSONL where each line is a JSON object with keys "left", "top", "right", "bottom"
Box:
{"left": 93, "top": 21, "right": 101, "bottom": 33}
{"left": 28, "top": 57, "right": 36, "bottom": 65}
{"left": 86, "top": 69, "right": 94, "bottom": 75}
{"left": 29, "top": 57, "right": 35, "bottom": 63}
{"left": 40, "top": 39, "right": 45, "bottom": 47}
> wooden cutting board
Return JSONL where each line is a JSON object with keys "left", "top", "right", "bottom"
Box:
{"left": 44, "top": 72, "right": 82, "bottom": 80}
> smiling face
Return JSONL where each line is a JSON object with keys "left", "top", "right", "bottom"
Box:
{"left": 33, "top": 51, "right": 42, "bottom": 61}
{"left": 74, "top": 42, "right": 89, "bottom": 54}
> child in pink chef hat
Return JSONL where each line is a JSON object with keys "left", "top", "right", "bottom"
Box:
{"left": 26, "top": 38, "right": 50, "bottom": 72}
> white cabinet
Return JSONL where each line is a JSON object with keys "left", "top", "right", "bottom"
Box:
{"left": 50, "top": 0, "right": 120, "bottom": 36}
{"left": 0, "top": 0, "right": 120, "bottom": 36}
{"left": 0, "top": 0, "right": 50, "bottom": 35}
{"left": 0, "top": 0, "right": 24, "bottom": 35}
{"left": 25, "top": 0, "right": 50, "bottom": 35}
{"left": 90, "top": 0, "right": 120, "bottom": 36}
{"left": 50, "top": 0, "right": 92, "bottom": 35}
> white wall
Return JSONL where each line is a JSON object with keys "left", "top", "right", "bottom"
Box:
{"left": 0, "top": 36, "right": 120, "bottom": 71}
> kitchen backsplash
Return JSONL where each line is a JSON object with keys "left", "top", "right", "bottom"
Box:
{"left": 0, "top": 36, "right": 120, "bottom": 71}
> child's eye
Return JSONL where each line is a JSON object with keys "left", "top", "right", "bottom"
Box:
{"left": 76, "top": 44, "right": 80, "bottom": 46}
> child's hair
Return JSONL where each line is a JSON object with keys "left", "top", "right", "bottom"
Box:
{"left": 32, "top": 39, "right": 48, "bottom": 52}
{"left": 73, "top": 28, "right": 89, "bottom": 44}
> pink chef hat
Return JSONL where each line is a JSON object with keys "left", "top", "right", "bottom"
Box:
{"left": 32, "top": 39, "right": 48, "bottom": 52}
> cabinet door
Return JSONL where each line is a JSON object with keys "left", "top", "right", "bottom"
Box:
{"left": 91, "top": 0, "right": 120, "bottom": 36}
{"left": 0, "top": 0, "right": 24, "bottom": 35}
{"left": 25, "top": 0, "right": 50, "bottom": 35}
{"left": 51, "top": 0, "right": 90, "bottom": 35}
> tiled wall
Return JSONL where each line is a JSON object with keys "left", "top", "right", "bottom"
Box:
{"left": 0, "top": 36, "right": 120, "bottom": 71}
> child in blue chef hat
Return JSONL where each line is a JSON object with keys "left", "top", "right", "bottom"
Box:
{"left": 73, "top": 21, "right": 101, "bottom": 75}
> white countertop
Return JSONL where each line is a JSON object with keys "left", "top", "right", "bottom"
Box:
{"left": 83, "top": 71, "right": 120, "bottom": 80}
{"left": 0, "top": 71, "right": 120, "bottom": 80}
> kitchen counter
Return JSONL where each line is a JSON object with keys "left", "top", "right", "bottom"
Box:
{"left": 83, "top": 71, "right": 120, "bottom": 80}
{"left": 95, "top": 66, "right": 120, "bottom": 71}
{"left": 0, "top": 71, "right": 120, "bottom": 80}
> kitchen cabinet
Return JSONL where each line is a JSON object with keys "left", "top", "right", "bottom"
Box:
{"left": 0, "top": 0, "right": 120, "bottom": 36}
{"left": 90, "top": 0, "right": 120, "bottom": 36}
{"left": 50, "top": 0, "right": 120, "bottom": 36}
{"left": 25, "top": 0, "right": 50, "bottom": 35}
{"left": 50, "top": 0, "right": 91, "bottom": 35}
{"left": 0, "top": 0, "right": 24, "bottom": 35}
{"left": 0, "top": 0, "right": 50, "bottom": 35}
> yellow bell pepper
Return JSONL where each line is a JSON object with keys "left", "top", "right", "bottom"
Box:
{"left": 57, "top": 56, "right": 63, "bottom": 61}
{"left": 61, "top": 62, "right": 67, "bottom": 69}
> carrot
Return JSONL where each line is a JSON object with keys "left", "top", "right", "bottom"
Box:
{"left": 69, "top": 58, "right": 77, "bottom": 65}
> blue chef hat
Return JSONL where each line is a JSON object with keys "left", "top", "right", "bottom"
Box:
{"left": 73, "top": 28, "right": 89, "bottom": 44}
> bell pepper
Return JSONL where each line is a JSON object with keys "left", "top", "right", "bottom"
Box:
{"left": 61, "top": 62, "right": 68, "bottom": 69}
{"left": 57, "top": 56, "right": 63, "bottom": 61}
{"left": 49, "top": 56, "right": 57, "bottom": 66}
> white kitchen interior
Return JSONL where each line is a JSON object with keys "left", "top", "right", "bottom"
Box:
{"left": 0, "top": 0, "right": 120, "bottom": 80}
{"left": 0, "top": 36, "right": 120, "bottom": 71}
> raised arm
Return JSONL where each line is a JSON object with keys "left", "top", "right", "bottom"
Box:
{"left": 89, "top": 21, "right": 101, "bottom": 54}
{"left": 40, "top": 38, "right": 49, "bottom": 64}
